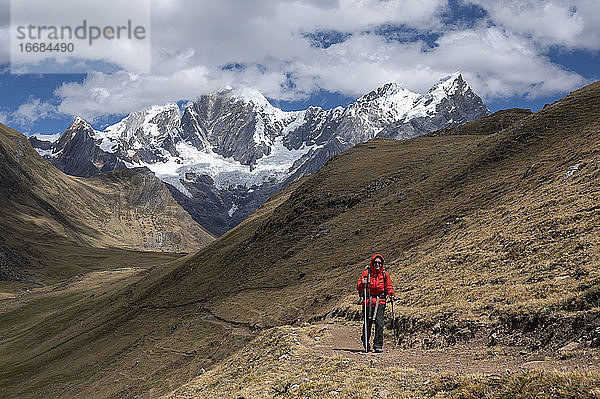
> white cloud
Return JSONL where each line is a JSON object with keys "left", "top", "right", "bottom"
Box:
{"left": 423, "top": 27, "right": 586, "bottom": 98}
{"left": 11, "top": 98, "right": 58, "bottom": 126}
{"left": 147, "top": 0, "right": 446, "bottom": 75}
{"left": 282, "top": 25, "right": 587, "bottom": 99}
{"left": 3, "top": 0, "right": 595, "bottom": 123}
{"left": 8, "top": 0, "right": 151, "bottom": 73}
{"left": 0, "top": 109, "right": 9, "bottom": 124}
{"left": 55, "top": 67, "right": 217, "bottom": 120}
{"left": 54, "top": 25, "right": 586, "bottom": 120}
{"left": 472, "top": 0, "right": 600, "bottom": 51}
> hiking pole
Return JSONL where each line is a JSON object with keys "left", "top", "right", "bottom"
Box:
{"left": 391, "top": 297, "right": 398, "bottom": 346}
{"left": 371, "top": 296, "right": 380, "bottom": 322}
{"left": 363, "top": 279, "right": 368, "bottom": 353}
{"left": 363, "top": 265, "right": 371, "bottom": 353}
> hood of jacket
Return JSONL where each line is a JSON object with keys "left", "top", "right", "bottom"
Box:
{"left": 369, "top": 253, "right": 384, "bottom": 273}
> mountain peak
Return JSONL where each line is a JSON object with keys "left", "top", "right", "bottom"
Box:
{"left": 71, "top": 116, "right": 92, "bottom": 128}
{"left": 440, "top": 71, "right": 463, "bottom": 82}
{"left": 144, "top": 102, "right": 180, "bottom": 116}
{"left": 429, "top": 72, "right": 468, "bottom": 96}
{"left": 63, "top": 116, "right": 95, "bottom": 140}
{"left": 230, "top": 87, "right": 273, "bottom": 109}
{"left": 357, "top": 82, "right": 411, "bottom": 103}
{"left": 117, "top": 102, "right": 180, "bottom": 126}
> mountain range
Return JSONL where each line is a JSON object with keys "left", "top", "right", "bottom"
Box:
{"left": 29, "top": 72, "right": 490, "bottom": 236}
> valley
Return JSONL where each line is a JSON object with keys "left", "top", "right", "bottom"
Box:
{"left": 0, "top": 123, "right": 213, "bottom": 284}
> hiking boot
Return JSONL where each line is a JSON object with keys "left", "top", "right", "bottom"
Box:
{"left": 374, "top": 347, "right": 383, "bottom": 353}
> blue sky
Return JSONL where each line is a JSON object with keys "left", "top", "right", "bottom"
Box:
{"left": 0, "top": 0, "right": 599, "bottom": 135}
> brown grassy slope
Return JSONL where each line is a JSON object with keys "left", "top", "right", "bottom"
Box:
{"left": 0, "top": 197, "right": 298, "bottom": 399}
{"left": 133, "top": 81, "right": 600, "bottom": 337}
{"left": 163, "top": 324, "right": 600, "bottom": 399}
{"left": 0, "top": 123, "right": 213, "bottom": 283}
{"left": 426, "top": 108, "right": 532, "bottom": 137}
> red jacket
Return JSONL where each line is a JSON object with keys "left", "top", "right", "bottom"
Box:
{"left": 357, "top": 254, "right": 395, "bottom": 306}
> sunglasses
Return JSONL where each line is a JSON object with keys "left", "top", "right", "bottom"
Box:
{"left": 374, "top": 261, "right": 382, "bottom": 265}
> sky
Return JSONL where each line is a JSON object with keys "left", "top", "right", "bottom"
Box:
{"left": 0, "top": 0, "right": 599, "bottom": 135}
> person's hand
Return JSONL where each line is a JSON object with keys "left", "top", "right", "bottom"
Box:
{"left": 361, "top": 277, "right": 367, "bottom": 285}
{"left": 389, "top": 295, "right": 395, "bottom": 302}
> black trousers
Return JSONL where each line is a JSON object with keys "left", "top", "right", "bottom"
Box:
{"left": 361, "top": 303, "right": 385, "bottom": 350}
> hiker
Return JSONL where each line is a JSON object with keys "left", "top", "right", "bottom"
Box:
{"left": 357, "top": 254, "right": 395, "bottom": 353}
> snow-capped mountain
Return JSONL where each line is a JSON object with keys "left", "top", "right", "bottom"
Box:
{"left": 30, "top": 72, "right": 489, "bottom": 236}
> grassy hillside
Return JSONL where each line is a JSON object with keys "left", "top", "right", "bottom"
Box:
{"left": 426, "top": 108, "right": 532, "bottom": 137}
{"left": 133, "top": 81, "right": 600, "bottom": 339}
{"left": 0, "top": 123, "right": 213, "bottom": 284}
{"left": 2, "top": 80, "right": 600, "bottom": 398}
{"left": 164, "top": 323, "right": 600, "bottom": 398}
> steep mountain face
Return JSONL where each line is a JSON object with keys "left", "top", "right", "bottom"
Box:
{"left": 102, "top": 103, "right": 182, "bottom": 164}
{"left": 0, "top": 123, "right": 214, "bottom": 283}
{"left": 50, "top": 117, "right": 128, "bottom": 177}
{"left": 30, "top": 73, "right": 489, "bottom": 236}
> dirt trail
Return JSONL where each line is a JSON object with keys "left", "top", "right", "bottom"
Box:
{"left": 304, "top": 321, "right": 600, "bottom": 375}
{"left": 200, "top": 313, "right": 254, "bottom": 337}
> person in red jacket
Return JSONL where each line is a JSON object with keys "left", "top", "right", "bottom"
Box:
{"left": 357, "top": 254, "right": 395, "bottom": 353}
